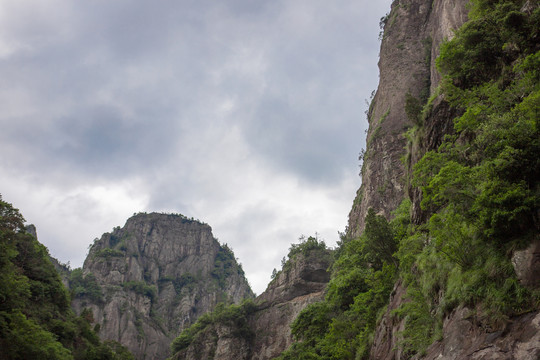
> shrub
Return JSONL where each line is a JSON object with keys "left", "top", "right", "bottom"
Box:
{"left": 170, "top": 299, "right": 258, "bottom": 354}
{"left": 69, "top": 269, "right": 103, "bottom": 303}
{"left": 94, "top": 248, "right": 124, "bottom": 259}
{"left": 122, "top": 281, "right": 157, "bottom": 302}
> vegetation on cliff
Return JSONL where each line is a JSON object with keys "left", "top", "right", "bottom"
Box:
{"left": 169, "top": 299, "right": 258, "bottom": 357}
{"left": 270, "top": 235, "right": 331, "bottom": 283}
{"left": 168, "top": 235, "right": 331, "bottom": 359}
{"left": 69, "top": 269, "right": 104, "bottom": 303}
{"left": 400, "top": 0, "right": 539, "bottom": 355}
{"left": 276, "top": 0, "right": 539, "bottom": 358}
{"left": 276, "top": 203, "right": 409, "bottom": 360}
{"left": 0, "top": 196, "right": 134, "bottom": 360}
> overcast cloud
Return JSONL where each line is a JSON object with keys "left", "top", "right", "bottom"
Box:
{"left": 0, "top": 0, "right": 391, "bottom": 294}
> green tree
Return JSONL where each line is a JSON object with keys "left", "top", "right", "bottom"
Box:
{"left": 0, "top": 195, "right": 135, "bottom": 359}
{"left": 363, "top": 208, "right": 398, "bottom": 269}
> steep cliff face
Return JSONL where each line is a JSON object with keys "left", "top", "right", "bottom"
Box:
{"left": 171, "top": 247, "right": 333, "bottom": 360}
{"left": 73, "top": 213, "right": 253, "bottom": 360}
{"left": 348, "top": 2, "right": 469, "bottom": 353}
{"left": 354, "top": 0, "right": 540, "bottom": 359}
{"left": 249, "top": 249, "right": 331, "bottom": 360}
{"left": 421, "top": 307, "right": 540, "bottom": 360}
{"left": 347, "top": 0, "right": 468, "bottom": 237}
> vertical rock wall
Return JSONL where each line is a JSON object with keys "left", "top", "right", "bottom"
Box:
{"left": 347, "top": 0, "right": 468, "bottom": 237}
{"left": 354, "top": 1, "right": 540, "bottom": 359}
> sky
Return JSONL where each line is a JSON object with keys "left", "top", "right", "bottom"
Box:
{"left": 0, "top": 0, "right": 392, "bottom": 295}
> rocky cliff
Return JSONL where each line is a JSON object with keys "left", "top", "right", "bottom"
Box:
{"left": 249, "top": 248, "right": 332, "bottom": 360}
{"left": 170, "top": 244, "right": 333, "bottom": 360}
{"left": 169, "top": 1, "right": 539, "bottom": 359}
{"left": 352, "top": 0, "right": 540, "bottom": 359}
{"left": 347, "top": 0, "right": 468, "bottom": 237}
{"left": 72, "top": 213, "right": 253, "bottom": 360}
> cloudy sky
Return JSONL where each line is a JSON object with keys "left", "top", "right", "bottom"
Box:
{"left": 0, "top": 0, "right": 391, "bottom": 294}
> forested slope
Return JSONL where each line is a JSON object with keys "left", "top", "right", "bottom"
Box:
{"left": 0, "top": 196, "right": 134, "bottom": 360}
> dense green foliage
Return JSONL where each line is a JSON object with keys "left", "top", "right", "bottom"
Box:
{"left": 278, "top": 1, "right": 539, "bottom": 358}
{"left": 212, "top": 243, "right": 245, "bottom": 288}
{"left": 122, "top": 281, "right": 157, "bottom": 302}
{"left": 94, "top": 248, "right": 125, "bottom": 259}
{"left": 69, "top": 269, "right": 103, "bottom": 303}
{"left": 0, "top": 196, "right": 134, "bottom": 360}
{"left": 397, "top": 0, "right": 540, "bottom": 355}
{"left": 277, "top": 203, "right": 409, "bottom": 360}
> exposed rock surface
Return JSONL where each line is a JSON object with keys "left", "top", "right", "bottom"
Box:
{"left": 347, "top": 0, "right": 468, "bottom": 237}
{"left": 512, "top": 237, "right": 540, "bottom": 289}
{"left": 369, "top": 282, "right": 540, "bottom": 360}
{"left": 421, "top": 308, "right": 540, "bottom": 360}
{"left": 370, "top": 280, "right": 408, "bottom": 360}
{"left": 172, "top": 248, "right": 333, "bottom": 360}
{"left": 250, "top": 250, "right": 331, "bottom": 360}
{"left": 350, "top": 1, "right": 540, "bottom": 359}
{"left": 175, "top": 323, "right": 252, "bottom": 360}
{"left": 73, "top": 213, "right": 253, "bottom": 360}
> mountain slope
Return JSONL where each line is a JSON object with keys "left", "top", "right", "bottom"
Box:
{"left": 0, "top": 196, "right": 134, "bottom": 360}
{"left": 72, "top": 212, "right": 254, "bottom": 360}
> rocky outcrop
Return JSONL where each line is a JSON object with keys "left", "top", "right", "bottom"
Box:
{"left": 376, "top": 285, "right": 540, "bottom": 360}
{"left": 73, "top": 213, "right": 253, "bottom": 360}
{"left": 512, "top": 237, "right": 540, "bottom": 289}
{"left": 347, "top": 0, "right": 468, "bottom": 237}
{"left": 24, "top": 224, "right": 37, "bottom": 238}
{"left": 369, "top": 282, "right": 540, "bottom": 360}
{"left": 250, "top": 249, "right": 331, "bottom": 360}
{"left": 421, "top": 308, "right": 540, "bottom": 360}
{"left": 172, "top": 248, "right": 333, "bottom": 360}
{"left": 175, "top": 323, "right": 253, "bottom": 360}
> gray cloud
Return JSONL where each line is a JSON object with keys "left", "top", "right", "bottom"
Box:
{"left": 0, "top": 0, "right": 391, "bottom": 294}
